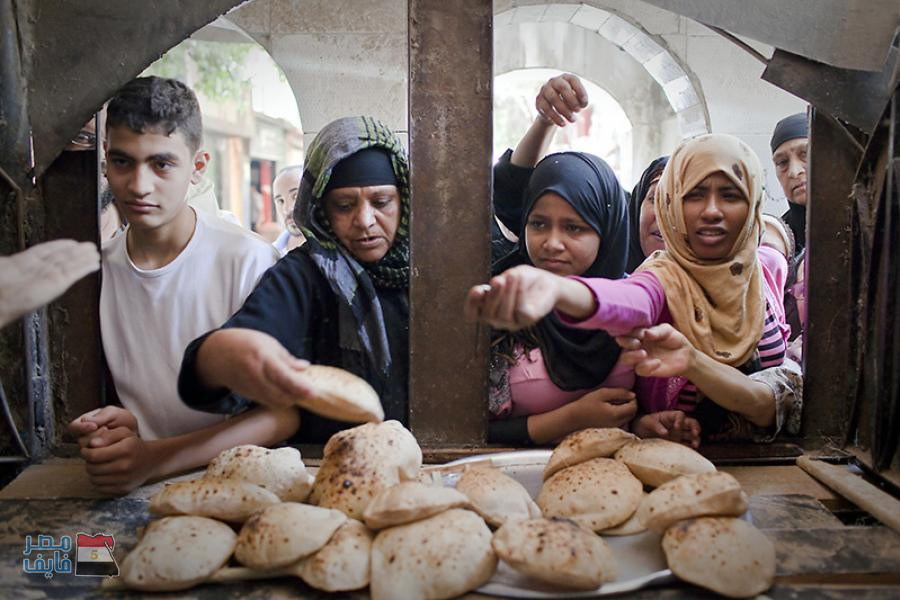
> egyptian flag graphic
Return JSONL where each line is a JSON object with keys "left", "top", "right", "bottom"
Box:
{"left": 75, "top": 533, "right": 119, "bottom": 577}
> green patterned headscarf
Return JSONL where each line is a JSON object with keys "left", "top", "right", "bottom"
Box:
{"left": 293, "top": 116, "right": 409, "bottom": 379}
{"left": 295, "top": 116, "right": 409, "bottom": 288}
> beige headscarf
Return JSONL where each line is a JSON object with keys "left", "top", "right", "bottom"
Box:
{"left": 637, "top": 134, "right": 765, "bottom": 366}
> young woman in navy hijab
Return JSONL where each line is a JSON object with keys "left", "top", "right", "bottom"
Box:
{"left": 489, "top": 152, "right": 636, "bottom": 445}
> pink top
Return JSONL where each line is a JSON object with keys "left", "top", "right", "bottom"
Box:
{"left": 494, "top": 347, "right": 635, "bottom": 418}
{"left": 558, "top": 246, "right": 790, "bottom": 414}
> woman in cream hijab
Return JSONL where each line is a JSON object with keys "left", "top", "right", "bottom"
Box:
{"left": 466, "top": 133, "right": 794, "bottom": 445}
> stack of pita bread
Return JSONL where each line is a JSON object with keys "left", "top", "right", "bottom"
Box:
{"left": 112, "top": 415, "right": 775, "bottom": 598}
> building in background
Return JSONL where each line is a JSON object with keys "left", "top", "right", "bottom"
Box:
{"left": 143, "top": 39, "right": 303, "bottom": 235}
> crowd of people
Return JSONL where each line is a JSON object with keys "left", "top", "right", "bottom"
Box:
{"left": 2, "top": 72, "right": 807, "bottom": 494}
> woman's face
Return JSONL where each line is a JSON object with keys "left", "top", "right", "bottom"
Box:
{"left": 682, "top": 172, "right": 750, "bottom": 260}
{"left": 638, "top": 174, "right": 665, "bottom": 257}
{"left": 324, "top": 184, "right": 401, "bottom": 263}
{"left": 525, "top": 192, "right": 601, "bottom": 277}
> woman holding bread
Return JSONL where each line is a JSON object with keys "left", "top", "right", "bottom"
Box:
{"left": 178, "top": 116, "right": 410, "bottom": 442}
{"left": 467, "top": 133, "right": 796, "bottom": 445}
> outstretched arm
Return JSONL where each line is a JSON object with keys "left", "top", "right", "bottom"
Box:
{"left": 0, "top": 240, "right": 100, "bottom": 328}
{"left": 464, "top": 265, "right": 597, "bottom": 331}
{"left": 617, "top": 324, "right": 776, "bottom": 427}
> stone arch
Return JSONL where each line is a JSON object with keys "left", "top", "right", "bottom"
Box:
{"left": 494, "top": 2, "right": 711, "bottom": 179}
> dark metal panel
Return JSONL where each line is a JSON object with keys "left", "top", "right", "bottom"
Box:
{"left": 639, "top": 0, "right": 900, "bottom": 72}
{"left": 802, "top": 108, "right": 863, "bottom": 442}
{"left": 762, "top": 44, "right": 900, "bottom": 134}
{"left": 0, "top": 0, "right": 33, "bottom": 195}
{"left": 39, "top": 149, "right": 102, "bottom": 431}
{"left": 408, "top": 0, "right": 491, "bottom": 446}
{"left": 27, "top": 0, "right": 244, "bottom": 180}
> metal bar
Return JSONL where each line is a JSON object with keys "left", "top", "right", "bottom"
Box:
{"left": 803, "top": 107, "right": 864, "bottom": 442}
{"left": 408, "top": 0, "right": 492, "bottom": 447}
{"left": 704, "top": 24, "right": 768, "bottom": 65}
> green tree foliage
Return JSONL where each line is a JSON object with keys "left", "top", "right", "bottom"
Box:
{"left": 144, "top": 40, "right": 252, "bottom": 104}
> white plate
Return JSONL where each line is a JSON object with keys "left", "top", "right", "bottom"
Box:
{"left": 438, "top": 450, "right": 674, "bottom": 599}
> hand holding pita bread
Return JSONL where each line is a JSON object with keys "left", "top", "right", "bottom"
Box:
{"left": 197, "top": 328, "right": 313, "bottom": 409}
{"left": 0, "top": 239, "right": 99, "bottom": 328}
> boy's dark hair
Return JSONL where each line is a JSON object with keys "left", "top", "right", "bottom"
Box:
{"left": 106, "top": 76, "right": 203, "bottom": 152}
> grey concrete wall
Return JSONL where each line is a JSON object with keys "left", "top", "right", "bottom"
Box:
{"left": 226, "top": 0, "right": 408, "bottom": 150}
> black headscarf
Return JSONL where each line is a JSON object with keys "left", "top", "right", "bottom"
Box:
{"left": 492, "top": 152, "right": 629, "bottom": 392}
{"left": 626, "top": 156, "right": 669, "bottom": 273}
{"left": 771, "top": 112, "right": 808, "bottom": 253}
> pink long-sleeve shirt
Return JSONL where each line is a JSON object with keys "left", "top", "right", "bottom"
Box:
{"left": 558, "top": 246, "right": 790, "bottom": 414}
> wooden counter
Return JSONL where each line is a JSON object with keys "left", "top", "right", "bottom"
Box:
{"left": 2, "top": 458, "right": 900, "bottom": 598}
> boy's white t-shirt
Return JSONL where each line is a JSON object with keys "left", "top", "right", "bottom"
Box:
{"left": 100, "top": 209, "right": 279, "bottom": 440}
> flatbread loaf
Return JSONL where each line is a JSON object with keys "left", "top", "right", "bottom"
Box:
{"left": 121, "top": 516, "right": 236, "bottom": 592}
{"left": 311, "top": 420, "right": 422, "bottom": 519}
{"left": 538, "top": 458, "right": 643, "bottom": 531}
{"left": 205, "top": 445, "right": 315, "bottom": 502}
{"left": 600, "top": 492, "right": 648, "bottom": 536}
{"left": 455, "top": 465, "right": 542, "bottom": 528}
{"left": 234, "top": 502, "right": 347, "bottom": 569}
{"left": 615, "top": 439, "right": 715, "bottom": 487}
{"left": 662, "top": 517, "right": 775, "bottom": 598}
{"left": 148, "top": 478, "right": 280, "bottom": 523}
{"left": 544, "top": 428, "right": 638, "bottom": 481}
{"left": 294, "top": 519, "right": 373, "bottom": 592}
{"left": 295, "top": 364, "right": 384, "bottom": 423}
{"left": 492, "top": 517, "right": 617, "bottom": 589}
{"left": 637, "top": 471, "right": 748, "bottom": 533}
{"left": 370, "top": 508, "right": 497, "bottom": 600}
{"left": 363, "top": 481, "right": 470, "bottom": 529}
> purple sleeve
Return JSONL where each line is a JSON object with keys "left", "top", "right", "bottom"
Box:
{"left": 555, "top": 272, "right": 666, "bottom": 336}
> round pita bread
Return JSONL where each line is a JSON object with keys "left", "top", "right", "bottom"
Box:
{"left": 455, "top": 465, "right": 542, "bottom": 528}
{"left": 600, "top": 492, "right": 648, "bottom": 536}
{"left": 148, "top": 477, "right": 280, "bottom": 523}
{"left": 121, "top": 516, "right": 236, "bottom": 592}
{"left": 363, "top": 481, "right": 470, "bottom": 529}
{"left": 294, "top": 519, "right": 373, "bottom": 592}
{"left": 205, "top": 445, "right": 315, "bottom": 502}
{"left": 234, "top": 502, "right": 348, "bottom": 569}
{"left": 370, "top": 508, "right": 497, "bottom": 600}
{"left": 637, "top": 471, "right": 748, "bottom": 533}
{"left": 311, "top": 420, "right": 423, "bottom": 519}
{"left": 615, "top": 439, "right": 715, "bottom": 487}
{"left": 662, "top": 517, "right": 775, "bottom": 598}
{"left": 544, "top": 428, "right": 638, "bottom": 481}
{"left": 492, "top": 517, "right": 617, "bottom": 589}
{"left": 295, "top": 364, "right": 384, "bottom": 423}
{"left": 538, "top": 458, "right": 643, "bottom": 532}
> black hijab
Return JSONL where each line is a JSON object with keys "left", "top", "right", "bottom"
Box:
{"left": 625, "top": 156, "right": 668, "bottom": 273}
{"left": 493, "top": 152, "right": 629, "bottom": 391}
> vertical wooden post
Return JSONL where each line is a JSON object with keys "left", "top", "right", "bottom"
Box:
{"left": 40, "top": 148, "right": 103, "bottom": 432}
{"left": 803, "top": 108, "right": 863, "bottom": 441}
{"left": 408, "top": 0, "right": 492, "bottom": 447}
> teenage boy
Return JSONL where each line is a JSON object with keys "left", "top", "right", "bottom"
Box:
{"left": 68, "top": 77, "right": 298, "bottom": 495}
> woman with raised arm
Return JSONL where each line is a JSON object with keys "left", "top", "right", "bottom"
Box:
{"left": 469, "top": 134, "right": 792, "bottom": 445}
